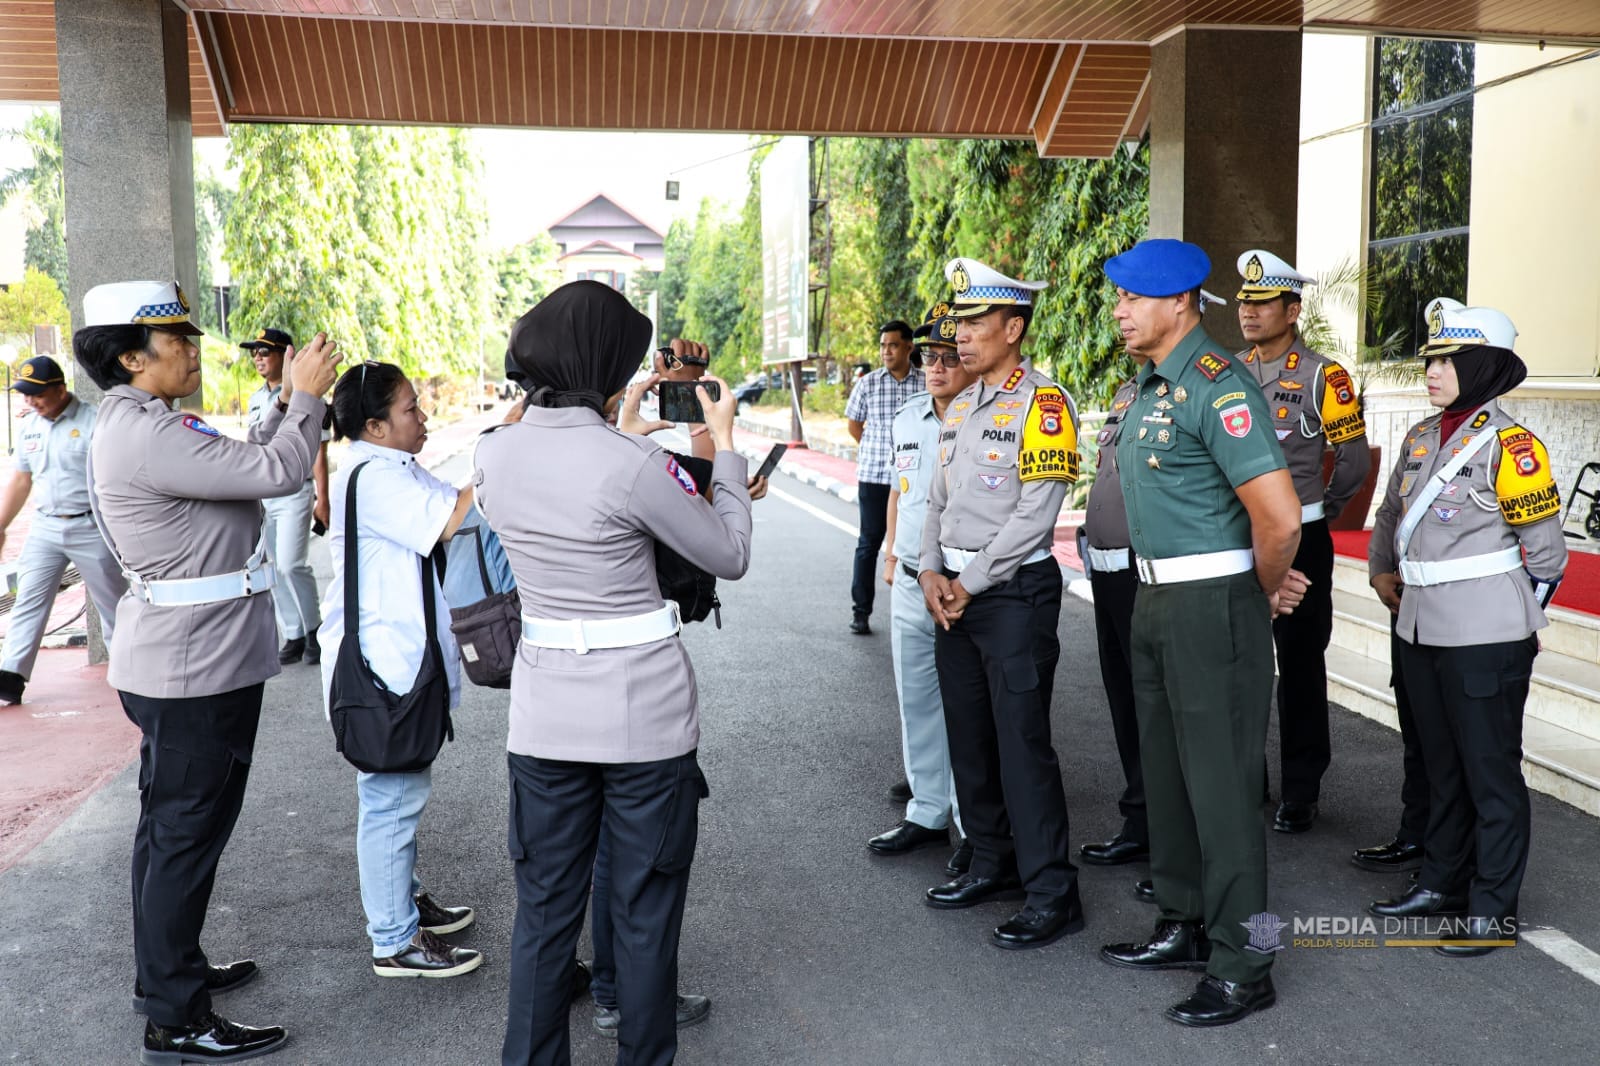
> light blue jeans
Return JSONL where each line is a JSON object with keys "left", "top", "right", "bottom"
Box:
{"left": 356, "top": 768, "right": 431, "bottom": 957}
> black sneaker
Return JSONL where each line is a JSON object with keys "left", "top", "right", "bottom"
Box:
{"left": 303, "top": 631, "right": 321, "bottom": 666}
{"left": 133, "top": 959, "right": 259, "bottom": 1014}
{"left": 372, "top": 930, "right": 482, "bottom": 978}
{"left": 415, "top": 890, "right": 474, "bottom": 935}
{"left": 0, "top": 669, "right": 25, "bottom": 705}
{"left": 276, "top": 638, "right": 305, "bottom": 665}
{"left": 849, "top": 614, "right": 871, "bottom": 635}
{"left": 140, "top": 1011, "right": 286, "bottom": 1065}
{"left": 593, "top": 994, "right": 712, "bottom": 1039}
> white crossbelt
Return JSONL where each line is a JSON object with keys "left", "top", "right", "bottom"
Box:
{"left": 521, "top": 602, "right": 681, "bottom": 655}
{"left": 1085, "top": 546, "right": 1131, "bottom": 572}
{"left": 1136, "top": 548, "right": 1254, "bottom": 586}
{"left": 126, "top": 560, "right": 278, "bottom": 607}
{"left": 1399, "top": 546, "right": 1523, "bottom": 588}
{"left": 1301, "top": 501, "right": 1325, "bottom": 523}
{"left": 941, "top": 546, "right": 1053, "bottom": 572}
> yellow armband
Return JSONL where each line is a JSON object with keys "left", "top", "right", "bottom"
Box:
{"left": 1495, "top": 426, "right": 1560, "bottom": 525}
{"left": 1319, "top": 364, "right": 1365, "bottom": 445}
{"left": 1018, "top": 386, "right": 1079, "bottom": 483}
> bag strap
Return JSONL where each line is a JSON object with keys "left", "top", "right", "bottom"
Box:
{"left": 343, "top": 462, "right": 370, "bottom": 633}
{"left": 1395, "top": 423, "right": 1496, "bottom": 561}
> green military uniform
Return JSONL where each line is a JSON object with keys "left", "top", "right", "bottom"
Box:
{"left": 1116, "top": 322, "right": 1287, "bottom": 983}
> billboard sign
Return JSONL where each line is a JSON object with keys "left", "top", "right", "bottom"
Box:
{"left": 761, "top": 137, "right": 810, "bottom": 365}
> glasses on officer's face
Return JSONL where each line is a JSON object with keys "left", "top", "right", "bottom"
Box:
{"left": 924, "top": 351, "right": 963, "bottom": 369}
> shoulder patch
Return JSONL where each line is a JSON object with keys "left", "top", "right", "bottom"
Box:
{"left": 1195, "top": 352, "right": 1231, "bottom": 381}
{"left": 1319, "top": 365, "right": 1365, "bottom": 445}
{"left": 1018, "top": 385, "right": 1078, "bottom": 484}
{"left": 181, "top": 415, "right": 220, "bottom": 438}
{"left": 1495, "top": 426, "right": 1559, "bottom": 525}
{"left": 665, "top": 457, "right": 699, "bottom": 497}
{"left": 1211, "top": 390, "right": 1247, "bottom": 410}
{"left": 1001, "top": 367, "right": 1026, "bottom": 392}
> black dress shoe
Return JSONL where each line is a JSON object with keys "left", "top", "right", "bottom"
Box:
{"left": 1369, "top": 885, "right": 1468, "bottom": 918}
{"left": 276, "top": 637, "right": 305, "bottom": 665}
{"left": 1079, "top": 834, "right": 1149, "bottom": 866}
{"left": 849, "top": 614, "right": 871, "bottom": 635}
{"left": 593, "top": 994, "right": 712, "bottom": 1038}
{"left": 303, "top": 631, "right": 321, "bottom": 665}
{"left": 570, "top": 959, "right": 593, "bottom": 1003}
{"left": 1272, "top": 801, "right": 1317, "bottom": 834}
{"left": 1435, "top": 916, "right": 1517, "bottom": 958}
{"left": 133, "top": 960, "right": 259, "bottom": 1014}
{"left": 992, "top": 886, "right": 1084, "bottom": 949}
{"left": 925, "top": 871, "right": 1024, "bottom": 910}
{"left": 371, "top": 930, "right": 483, "bottom": 978}
{"left": 415, "top": 890, "right": 474, "bottom": 934}
{"left": 945, "top": 840, "right": 973, "bottom": 877}
{"left": 1351, "top": 837, "right": 1423, "bottom": 872}
{"left": 1165, "top": 975, "right": 1276, "bottom": 1027}
{"left": 1133, "top": 878, "right": 1156, "bottom": 903}
{"left": 0, "top": 669, "right": 25, "bottom": 705}
{"left": 868, "top": 820, "right": 949, "bottom": 854}
{"left": 1101, "top": 919, "right": 1211, "bottom": 970}
{"left": 887, "top": 778, "right": 913, "bottom": 802}
{"left": 140, "top": 1011, "right": 287, "bottom": 1065}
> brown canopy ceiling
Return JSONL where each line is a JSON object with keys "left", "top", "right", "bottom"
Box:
{"left": 5, "top": 0, "right": 1600, "bottom": 156}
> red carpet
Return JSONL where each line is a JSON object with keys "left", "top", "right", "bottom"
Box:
{"left": 1333, "top": 530, "right": 1600, "bottom": 618}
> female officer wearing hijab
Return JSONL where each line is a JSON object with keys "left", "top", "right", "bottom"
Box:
{"left": 73, "top": 281, "right": 340, "bottom": 1065}
{"left": 1366, "top": 300, "right": 1567, "bottom": 955}
{"left": 478, "top": 281, "right": 752, "bottom": 1066}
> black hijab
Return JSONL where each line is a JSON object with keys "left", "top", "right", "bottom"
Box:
{"left": 505, "top": 280, "right": 652, "bottom": 415}
{"left": 1445, "top": 345, "right": 1527, "bottom": 412}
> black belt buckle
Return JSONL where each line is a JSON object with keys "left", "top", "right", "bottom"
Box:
{"left": 900, "top": 562, "right": 919, "bottom": 581}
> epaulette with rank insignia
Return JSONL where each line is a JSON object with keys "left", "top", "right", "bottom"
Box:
{"left": 1195, "top": 352, "right": 1231, "bottom": 381}
{"left": 1001, "top": 367, "right": 1026, "bottom": 392}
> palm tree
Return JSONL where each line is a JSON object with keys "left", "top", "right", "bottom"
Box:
{"left": 1295, "top": 256, "right": 1420, "bottom": 402}
{"left": 0, "top": 110, "right": 68, "bottom": 295}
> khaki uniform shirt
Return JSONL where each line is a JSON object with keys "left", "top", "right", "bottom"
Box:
{"left": 475, "top": 405, "right": 752, "bottom": 764}
{"left": 1116, "top": 325, "right": 1287, "bottom": 560}
{"left": 1238, "top": 340, "right": 1370, "bottom": 520}
{"left": 90, "top": 386, "right": 325, "bottom": 702}
{"left": 1084, "top": 379, "right": 1137, "bottom": 550}
{"left": 16, "top": 396, "right": 97, "bottom": 516}
{"left": 1369, "top": 401, "right": 1567, "bottom": 647}
{"left": 918, "top": 362, "right": 1078, "bottom": 595}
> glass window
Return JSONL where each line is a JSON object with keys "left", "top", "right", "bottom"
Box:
{"left": 1366, "top": 37, "right": 1474, "bottom": 355}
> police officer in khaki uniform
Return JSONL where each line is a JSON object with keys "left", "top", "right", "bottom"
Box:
{"left": 1366, "top": 303, "right": 1566, "bottom": 955}
{"left": 917, "top": 258, "right": 1084, "bottom": 950}
{"left": 478, "top": 281, "right": 752, "bottom": 1066}
{"left": 1093, "top": 240, "right": 1304, "bottom": 1028}
{"left": 1235, "top": 250, "right": 1372, "bottom": 834}
{"left": 73, "top": 280, "right": 340, "bottom": 1065}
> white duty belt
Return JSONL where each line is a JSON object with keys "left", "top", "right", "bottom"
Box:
{"left": 1136, "top": 549, "right": 1254, "bottom": 586}
{"left": 126, "top": 559, "right": 278, "bottom": 607}
{"left": 1085, "top": 546, "right": 1131, "bottom": 573}
{"left": 1301, "top": 501, "right": 1325, "bottom": 524}
{"left": 1399, "top": 546, "right": 1523, "bottom": 588}
{"left": 941, "top": 546, "right": 1053, "bottom": 572}
{"left": 521, "top": 602, "right": 681, "bottom": 655}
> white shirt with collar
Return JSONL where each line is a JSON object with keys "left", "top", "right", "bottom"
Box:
{"left": 318, "top": 440, "right": 461, "bottom": 715}
{"left": 17, "top": 395, "right": 97, "bottom": 517}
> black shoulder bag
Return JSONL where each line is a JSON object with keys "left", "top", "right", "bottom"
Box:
{"left": 328, "top": 462, "right": 454, "bottom": 774}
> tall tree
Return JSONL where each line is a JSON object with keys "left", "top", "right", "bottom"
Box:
{"left": 0, "top": 110, "right": 68, "bottom": 296}
{"left": 0, "top": 267, "right": 70, "bottom": 356}
{"left": 493, "top": 233, "right": 561, "bottom": 330}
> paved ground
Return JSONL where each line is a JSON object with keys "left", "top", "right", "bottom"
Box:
{"left": 3, "top": 447, "right": 1600, "bottom": 1065}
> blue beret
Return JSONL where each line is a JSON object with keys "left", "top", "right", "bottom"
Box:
{"left": 1104, "top": 239, "right": 1211, "bottom": 298}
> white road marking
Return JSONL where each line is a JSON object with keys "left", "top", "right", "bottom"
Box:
{"left": 1523, "top": 927, "right": 1600, "bottom": 988}
{"left": 769, "top": 485, "right": 859, "bottom": 538}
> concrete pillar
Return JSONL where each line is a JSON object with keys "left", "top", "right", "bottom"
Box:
{"left": 1148, "top": 28, "right": 1302, "bottom": 353}
{"left": 55, "top": 0, "right": 199, "bottom": 663}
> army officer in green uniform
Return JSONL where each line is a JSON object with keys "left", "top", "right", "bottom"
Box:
{"left": 1095, "top": 239, "right": 1305, "bottom": 1028}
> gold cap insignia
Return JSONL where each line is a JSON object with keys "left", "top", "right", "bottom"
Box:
{"left": 1427, "top": 305, "right": 1444, "bottom": 338}
{"left": 952, "top": 265, "right": 970, "bottom": 294}
{"left": 175, "top": 283, "right": 190, "bottom": 313}
{"left": 1243, "top": 255, "right": 1264, "bottom": 284}
{"left": 938, "top": 319, "right": 957, "bottom": 340}
{"left": 929, "top": 302, "right": 950, "bottom": 319}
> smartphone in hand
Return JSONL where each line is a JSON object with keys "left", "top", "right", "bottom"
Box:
{"left": 659, "top": 379, "right": 721, "bottom": 424}
{"left": 754, "top": 443, "right": 787, "bottom": 481}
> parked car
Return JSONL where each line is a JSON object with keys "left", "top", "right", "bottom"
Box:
{"left": 732, "top": 378, "right": 767, "bottom": 410}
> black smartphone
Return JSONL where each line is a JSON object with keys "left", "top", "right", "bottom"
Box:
{"left": 754, "top": 442, "right": 787, "bottom": 481}
{"left": 659, "top": 379, "right": 720, "bottom": 423}
{"left": 312, "top": 517, "right": 327, "bottom": 537}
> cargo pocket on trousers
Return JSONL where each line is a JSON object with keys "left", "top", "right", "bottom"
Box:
{"left": 1003, "top": 654, "right": 1040, "bottom": 694}
{"left": 651, "top": 761, "right": 710, "bottom": 876}
{"left": 1462, "top": 673, "right": 1501, "bottom": 700}
{"left": 506, "top": 774, "right": 531, "bottom": 861}
{"left": 148, "top": 746, "right": 237, "bottom": 833}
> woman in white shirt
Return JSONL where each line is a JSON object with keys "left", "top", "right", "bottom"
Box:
{"left": 318, "top": 361, "right": 480, "bottom": 978}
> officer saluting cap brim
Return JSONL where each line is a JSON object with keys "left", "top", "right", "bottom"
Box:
{"left": 9, "top": 355, "right": 66, "bottom": 395}
{"left": 82, "top": 280, "right": 204, "bottom": 337}
{"left": 1235, "top": 249, "right": 1315, "bottom": 302}
{"left": 943, "top": 259, "right": 1046, "bottom": 318}
{"left": 1104, "top": 239, "right": 1211, "bottom": 297}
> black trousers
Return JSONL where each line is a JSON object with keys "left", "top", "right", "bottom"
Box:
{"left": 1088, "top": 563, "right": 1146, "bottom": 844}
{"left": 502, "top": 752, "right": 706, "bottom": 1066}
{"left": 1273, "top": 518, "right": 1334, "bottom": 804}
{"left": 851, "top": 481, "right": 891, "bottom": 617}
{"left": 934, "top": 559, "right": 1076, "bottom": 906}
{"left": 1396, "top": 637, "right": 1535, "bottom": 918}
{"left": 122, "top": 684, "right": 264, "bottom": 1028}
{"left": 1391, "top": 624, "right": 1431, "bottom": 845}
